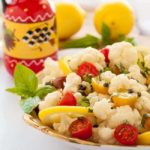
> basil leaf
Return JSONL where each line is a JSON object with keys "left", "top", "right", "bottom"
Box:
{"left": 60, "top": 34, "right": 101, "bottom": 49}
{"left": 117, "top": 35, "right": 136, "bottom": 46}
{"left": 101, "top": 23, "right": 111, "bottom": 45}
{"left": 6, "top": 87, "right": 33, "bottom": 98}
{"left": 20, "top": 96, "right": 40, "bottom": 114}
{"left": 35, "top": 85, "right": 56, "bottom": 99}
{"left": 14, "top": 64, "right": 38, "bottom": 93}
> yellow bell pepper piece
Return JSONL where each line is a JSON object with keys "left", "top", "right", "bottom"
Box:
{"left": 39, "top": 106, "right": 90, "bottom": 125}
{"left": 111, "top": 92, "right": 137, "bottom": 107}
{"left": 137, "top": 132, "right": 150, "bottom": 145}
{"left": 58, "top": 56, "right": 72, "bottom": 75}
{"left": 91, "top": 78, "right": 109, "bottom": 94}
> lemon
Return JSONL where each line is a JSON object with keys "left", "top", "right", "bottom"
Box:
{"left": 94, "top": 1, "right": 134, "bottom": 39}
{"left": 39, "top": 106, "right": 90, "bottom": 125}
{"left": 91, "top": 78, "right": 109, "bottom": 94}
{"left": 56, "top": 3, "right": 86, "bottom": 40}
{"left": 111, "top": 92, "right": 137, "bottom": 107}
{"left": 58, "top": 56, "right": 72, "bottom": 75}
{"left": 137, "top": 131, "right": 150, "bottom": 145}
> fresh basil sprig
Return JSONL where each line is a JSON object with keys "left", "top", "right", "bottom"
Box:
{"left": 60, "top": 34, "right": 101, "bottom": 49}
{"left": 60, "top": 22, "right": 136, "bottom": 49}
{"left": 6, "top": 64, "right": 56, "bottom": 113}
{"left": 101, "top": 22, "right": 112, "bottom": 45}
{"left": 20, "top": 96, "right": 40, "bottom": 114}
{"left": 35, "top": 86, "right": 56, "bottom": 99}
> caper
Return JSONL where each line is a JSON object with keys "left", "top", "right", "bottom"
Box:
{"left": 79, "top": 84, "right": 87, "bottom": 90}
{"left": 137, "top": 92, "right": 141, "bottom": 97}
{"left": 128, "top": 89, "right": 134, "bottom": 93}
{"left": 103, "top": 82, "right": 109, "bottom": 87}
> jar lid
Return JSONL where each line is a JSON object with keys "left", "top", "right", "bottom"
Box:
{"left": 4, "top": 0, "right": 55, "bottom": 23}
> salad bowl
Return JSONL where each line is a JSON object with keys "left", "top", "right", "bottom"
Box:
{"left": 7, "top": 45, "right": 150, "bottom": 150}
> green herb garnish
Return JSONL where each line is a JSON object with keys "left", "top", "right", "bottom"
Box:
{"left": 60, "top": 22, "right": 136, "bottom": 49}
{"left": 115, "top": 64, "right": 128, "bottom": 74}
{"left": 101, "top": 22, "right": 112, "bottom": 45}
{"left": 137, "top": 59, "right": 150, "bottom": 77}
{"left": 60, "top": 34, "right": 101, "bottom": 49}
{"left": 117, "top": 34, "right": 136, "bottom": 46}
{"left": 82, "top": 74, "right": 93, "bottom": 83}
{"left": 20, "top": 96, "right": 40, "bottom": 114}
{"left": 78, "top": 97, "right": 90, "bottom": 107}
{"left": 6, "top": 64, "right": 56, "bottom": 113}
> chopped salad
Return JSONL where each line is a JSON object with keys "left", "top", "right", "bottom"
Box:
{"left": 7, "top": 42, "right": 150, "bottom": 146}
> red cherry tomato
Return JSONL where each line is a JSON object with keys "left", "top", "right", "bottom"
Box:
{"left": 114, "top": 124, "right": 138, "bottom": 145}
{"left": 100, "top": 48, "right": 110, "bottom": 63}
{"left": 77, "top": 62, "right": 99, "bottom": 78}
{"left": 69, "top": 117, "right": 93, "bottom": 140}
{"left": 59, "top": 91, "right": 77, "bottom": 106}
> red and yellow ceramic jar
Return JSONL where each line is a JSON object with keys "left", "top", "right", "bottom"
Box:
{"left": 2, "top": 0, "right": 58, "bottom": 75}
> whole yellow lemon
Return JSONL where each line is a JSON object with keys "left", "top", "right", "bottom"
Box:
{"left": 56, "top": 3, "right": 86, "bottom": 40}
{"left": 94, "top": 1, "right": 135, "bottom": 39}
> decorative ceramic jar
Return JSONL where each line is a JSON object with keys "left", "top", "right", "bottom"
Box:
{"left": 2, "top": 0, "right": 58, "bottom": 75}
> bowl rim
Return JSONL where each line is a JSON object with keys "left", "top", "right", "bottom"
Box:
{"left": 23, "top": 113, "right": 150, "bottom": 148}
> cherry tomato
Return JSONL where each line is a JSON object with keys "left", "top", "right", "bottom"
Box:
{"left": 77, "top": 62, "right": 99, "bottom": 78}
{"left": 59, "top": 91, "right": 77, "bottom": 106}
{"left": 100, "top": 48, "right": 110, "bottom": 63}
{"left": 69, "top": 117, "right": 93, "bottom": 140}
{"left": 114, "top": 124, "right": 138, "bottom": 145}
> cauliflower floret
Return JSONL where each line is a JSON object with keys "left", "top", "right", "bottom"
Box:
{"left": 93, "top": 99, "right": 114, "bottom": 120}
{"left": 39, "top": 91, "right": 62, "bottom": 110}
{"left": 129, "top": 79, "right": 147, "bottom": 93}
{"left": 107, "top": 106, "right": 141, "bottom": 128}
{"left": 109, "top": 42, "right": 138, "bottom": 69}
{"left": 42, "top": 75, "right": 52, "bottom": 85}
{"left": 144, "top": 54, "right": 150, "bottom": 70}
{"left": 98, "top": 127, "right": 115, "bottom": 144}
{"left": 63, "top": 73, "right": 81, "bottom": 93}
{"left": 128, "top": 65, "right": 146, "bottom": 84}
{"left": 53, "top": 114, "right": 76, "bottom": 135}
{"left": 135, "top": 91, "right": 150, "bottom": 114}
{"left": 87, "top": 92, "right": 110, "bottom": 107}
{"left": 69, "top": 47, "right": 106, "bottom": 71}
{"left": 101, "top": 71, "right": 116, "bottom": 82}
{"left": 109, "top": 74, "right": 147, "bottom": 94}
{"left": 73, "top": 92, "right": 83, "bottom": 100}
{"left": 109, "top": 74, "right": 131, "bottom": 94}
{"left": 43, "top": 58, "right": 64, "bottom": 80}
{"left": 92, "top": 128, "right": 100, "bottom": 143}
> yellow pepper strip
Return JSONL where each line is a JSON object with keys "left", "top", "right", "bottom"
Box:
{"left": 39, "top": 106, "right": 90, "bottom": 125}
